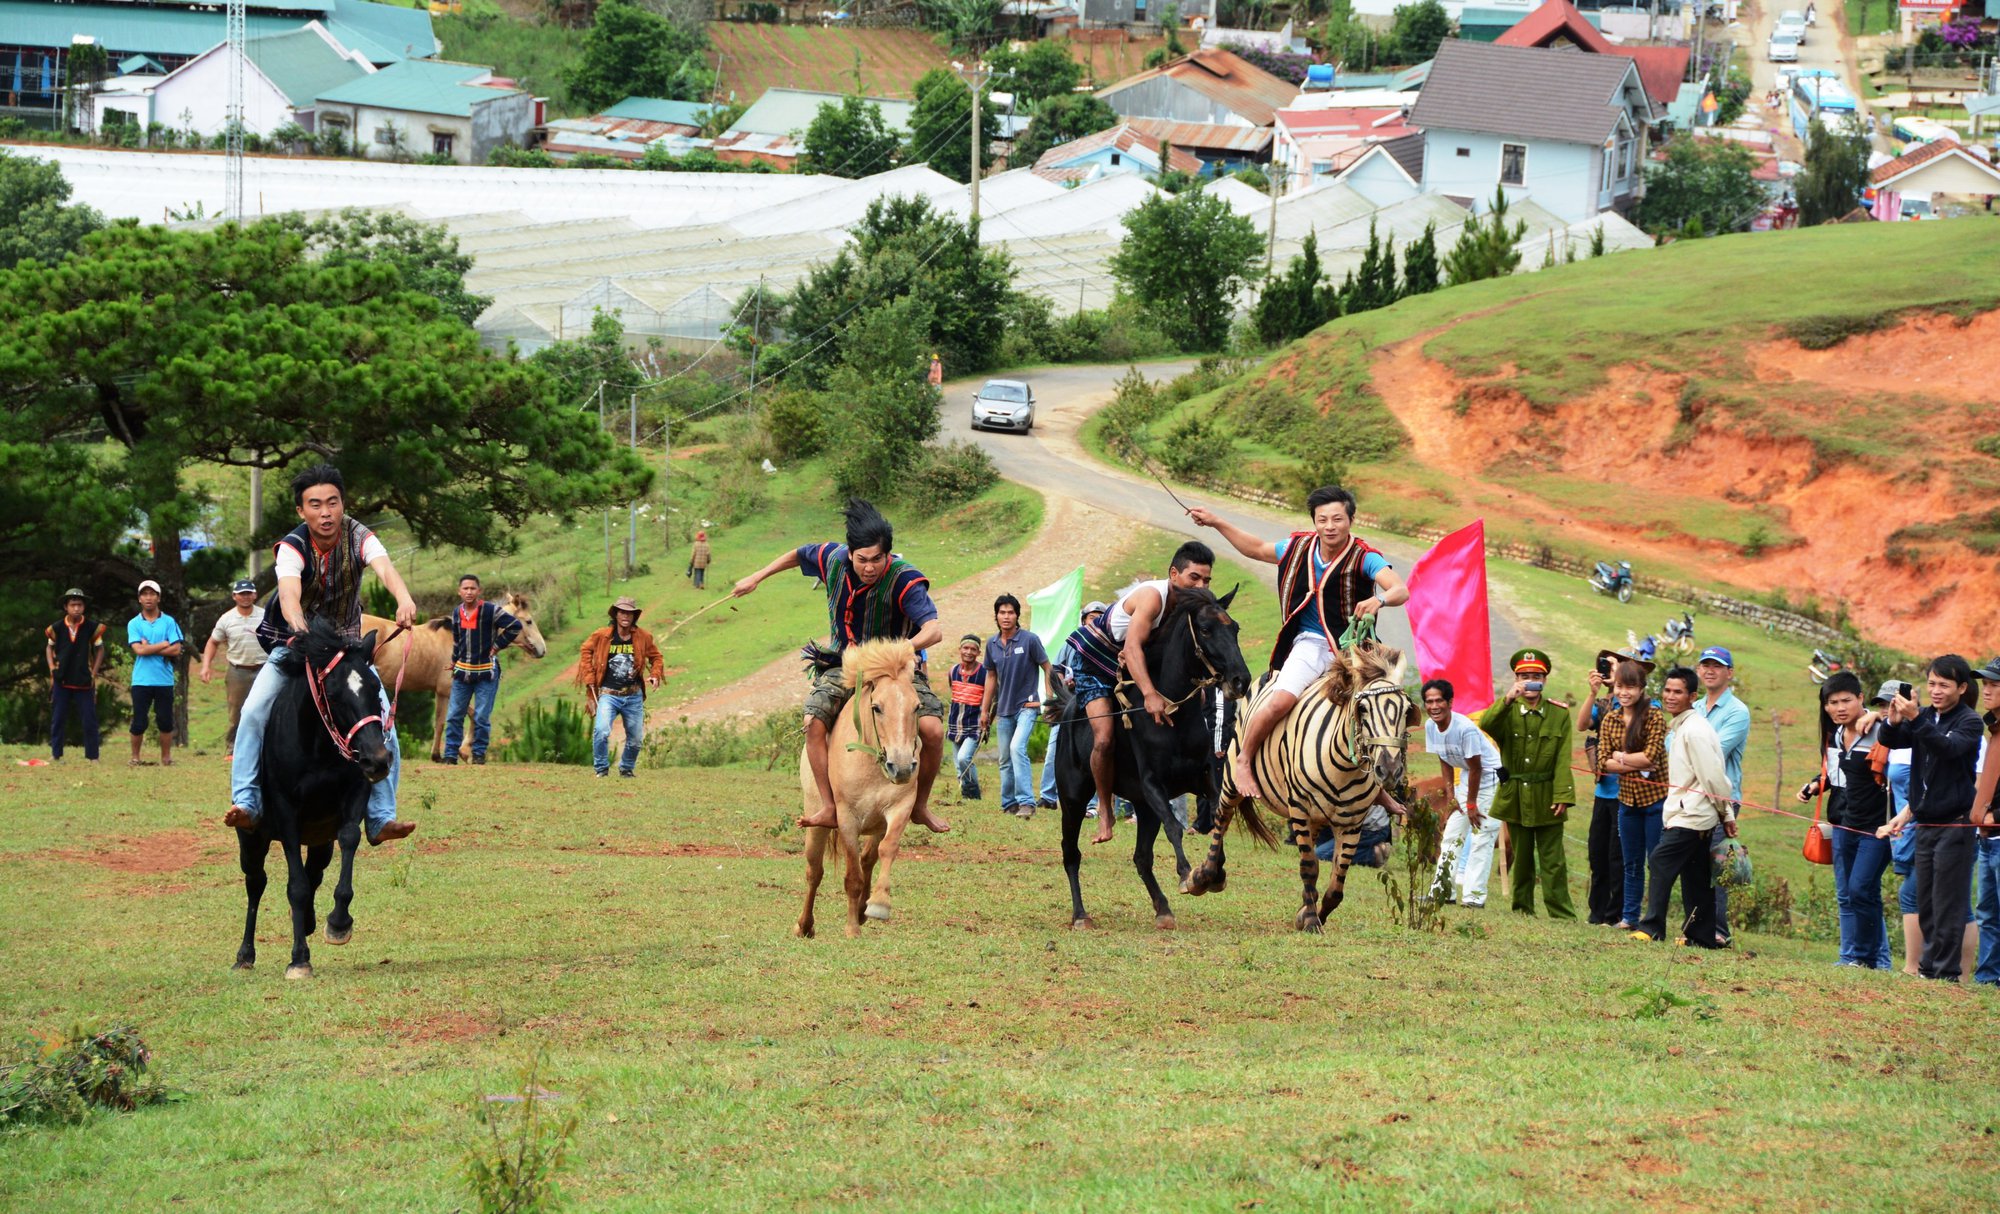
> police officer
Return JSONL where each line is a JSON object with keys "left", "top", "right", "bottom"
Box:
{"left": 1477, "top": 648, "right": 1577, "bottom": 918}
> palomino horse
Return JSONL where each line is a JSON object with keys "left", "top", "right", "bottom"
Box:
{"left": 362, "top": 591, "right": 549, "bottom": 760}
{"left": 233, "top": 617, "right": 391, "bottom": 979}
{"left": 1050, "top": 586, "right": 1252, "bottom": 930}
{"left": 1183, "top": 641, "right": 1414, "bottom": 933}
{"left": 795, "top": 639, "right": 923, "bottom": 939}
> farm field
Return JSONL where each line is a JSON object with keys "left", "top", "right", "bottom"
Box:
{"left": 3, "top": 751, "right": 1995, "bottom": 1211}
{"left": 707, "top": 24, "right": 951, "bottom": 102}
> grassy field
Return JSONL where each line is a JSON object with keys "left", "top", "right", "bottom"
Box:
{"left": 3, "top": 751, "right": 1994, "bottom": 1211}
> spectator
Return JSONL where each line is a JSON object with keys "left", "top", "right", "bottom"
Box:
{"left": 127, "top": 579, "right": 183, "bottom": 767}
{"left": 1797, "top": 671, "right": 1889, "bottom": 968}
{"left": 1630, "top": 667, "right": 1737, "bottom": 947}
{"left": 1969, "top": 657, "right": 2000, "bottom": 989}
{"left": 1316, "top": 805, "right": 1395, "bottom": 868}
{"left": 1038, "top": 602, "right": 1111, "bottom": 814}
{"left": 1600, "top": 659, "right": 1670, "bottom": 930}
{"left": 1477, "top": 649, "right": 1576, "bottom": 918}
{"left": 443, "top": 574, "right": 525, "bottom": 766}
{"left": 946, "top": 634, "right": 987, "bottom": 801}
{"left": 577, "top": 596, "right": 663, "bottom": 779}
{"left": 1421, "top": 678, "right": 1502, "bottom": 908}
{"left": 199, "top": 579, "right": 265, "bottom": 758}
{"left": 1579, "top": 649, "right": 1647, "bottom": 925}
{"left": 1876, "top": 655, "right": 1983, "bottom": 982}
{"left": 979, "top": 594, "right": 1053, "bottom": 820}
{"left": 688, "top": 531, "right": 712, "bottom": 591}
{"left": 44, "top": 587, "right": 105, "bottom": 762}
{"left": 1695, "top": 646, "right": 1750, "bottom": 944}
{"left": 1875, "top": 680, "right": 1921, "bottom": 973}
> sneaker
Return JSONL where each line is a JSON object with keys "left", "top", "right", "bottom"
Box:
{"left": 472, "top": 755, "right": 487, "bottom": 766}
{"left": 594, "top": 769, "right": 608, "bottom": 778}
{"left": 618, "top": 769, "right": 635, "bottom": 779}
{"left": 1016, "top": 806, "right": 1035, "bottom": 822}
{"left": 1460, "top": 899, "right": 1486, "bottom": 909}
{"left": 1083, "top": 807, "right": 1098, "bottom": 819}
{"left": 1037, "top": 798, "right": 1058, "bottom": 810}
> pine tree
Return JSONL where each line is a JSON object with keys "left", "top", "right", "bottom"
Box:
{"left": 1253, "top": 230, "right": 1334, "bottom": 345}
{"left": 1442, "top": 188, "right": 1528, "bottom": 285}
{"left": 1401, "top": 221, "right": 1439, "bottom": 296}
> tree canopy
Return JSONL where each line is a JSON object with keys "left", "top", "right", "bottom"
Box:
{"left": 565, "top": 0, "right": 715, "bottom": 113}
{"left": 1443, "top": 188, "right": 1527, "bottom": 285}
{"left": 0, "top": 149, "right": 104, "bottom": 270}
{"left": 1795, "top": 120, "right": 1871, "bottom": 227}
{"left": 986, "top": 39, "right": 1085, "bottom": 107}
{"left": 1006, "top": 93, "right": 1120, "bottom": 168}
{"left": 1108, "top": 188, "right": 1262, "bottom": 351}
{"left": 800, "top": 96, "right": 902, "bottom": 179}
{"left": 1635, "top": 137, "right": 1766, "bottom": 237}
{"left": 271, "top": 207, "right": 491, "bottom": 325}
{"left": 905, "top": 68, "right": 999, "bottom": 183}
{"left": 1385, "top": 0, "right": 1455, "bottom": 65}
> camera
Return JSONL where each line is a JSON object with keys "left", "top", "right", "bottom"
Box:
{"left": 1596, "top": 655, "right": 1613, "bottom": 678}
{"left": 1523, "top": 680, "right": 1545, "bottom": 694}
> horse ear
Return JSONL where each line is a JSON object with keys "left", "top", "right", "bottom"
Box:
{"left": 1218, "top": 584, "right": 1239, "bottom": 610}
{"left": 360, "top": 629, "right": 379, "bottom": 653}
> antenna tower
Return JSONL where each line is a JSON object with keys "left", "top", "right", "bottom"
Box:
{"left": 225, "top": 0, "right": 246, "bottom": 221}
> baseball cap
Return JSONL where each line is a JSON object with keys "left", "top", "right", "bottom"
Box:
{"left": 1698, "top": 646, "right": 1733, "bottom": 668}
{"left": 1083, "top": 601, "right": 1109, "bottom": 615}
{"left": 1972, "top": 656, "right": 2000, "bottom": 682}
{"left": 231, "top": 579, "right": 257, "bottom": 594}
{"left": 1872, "top": 680, "right": 1910, "bottom": 705}
{"left": 61, "top": 586, "right": 87, "bottom": 602}
{"left": 137, "top": 579, "right": 162, "bottom": 595}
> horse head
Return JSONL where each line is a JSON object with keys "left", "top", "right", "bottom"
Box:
{"left": 840, "top": 639, "right": 920, "bottom": 785}
{"left": 1347, "top": 641, "right": 1412, "bottom": 792}
{"left": 296, "top": 616, "right": 393, "bottom": 783}
{"left": 504, "top": 592, "right": 550, "bottom": 659}
{"left": 1163, "top": 586, "right": 1254, "bottom": 701}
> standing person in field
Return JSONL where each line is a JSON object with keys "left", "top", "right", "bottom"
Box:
{"left": 45, "top": 588, "right": 105, "bottom": 762}
{"left": 1969, "top": 657, "right": 2000, "bottom": 989}
{"left": 1630, "top": 667, "right": 1737, "bottom": 947}
{"left": 946, "top": 634, "right": 988, "bottom": 801}
{"left": 1875, "top": 680, "right": 1922, "bottom": 972}
{"left": 980, "top": 594, "right": 1054, "bottom": 820}
{"left": 127, "top": 579, "right": 183, "bottom": 767}
{"left": 1600, "top": 659, "right": 1671, "bottom": 930}
{"left": 733, "top": 498, "right": 951, "bottom": 834}
{"left": 688, "top": 531, "right": 712, "bottom": 592}
{"left": 1797, "top": 671, "right": 1890, "bottom": 968}
{"left": 1876, "top": 655, "right": 1983, "bottom": 982}
{"left": 577, "top": 597, "right": 663, "bottom": 778}
{"left": 1422, "top": 679, "right": 1502, "bottom": 908}
{"left": 223, "top": 463, "right": 418, "bottom": 845}
{"left": 1695, "top": 646, "right": 1750, "bottom": 944}
{"left": 1478, "top": 649, "right": 1577, "bottom": 918}
{"left": 199, "top": 579, "right": 266, "bottom": 758}
{"left": 1578, "top": 649, "right": 1645, "bottom": 925}
{"left": 1187, "top": 487, "right": 1406, "bottom": 802}
{"left": 442, "top": 574, "right": 524, "bottom": 766}
{"left": 1040, "top": 600, "right": 1115, "bottom": 819}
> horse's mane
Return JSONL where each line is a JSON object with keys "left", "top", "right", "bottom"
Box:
{"left": 1319, "top": 640, "right": 1408, "bottom": 706}
{"left": 298, "top": 615, "right": 371, "bottom": 662}
{"left": 1149, "top": 585, "right": 1219, "bottom": 641}
{"left": 800, "top": 640, "right": 843, "bottom": 678}
{"left": 424, "top": 618, "right": 451, "bottom": 632}
{"left": 842, "top": 639, "right": 916, "bottom": 685}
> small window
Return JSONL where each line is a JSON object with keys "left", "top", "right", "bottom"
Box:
{"left": 1455, "top": 146, "right": 1471, "bottom": 157}
{"left": 1500, "top": 142, "right": 1526, "bottom": 186}
{"left": 373, "top": 126, "right": 396, "bottom": 145}
{"left": 1110, "top": 151, "right": 1121, "bottom": 165}
{"left": 432, "top": 132, "right": 455, "bottom": 156}
{"left": 1618, "top": 138, "right": 1635, "bottom": 181}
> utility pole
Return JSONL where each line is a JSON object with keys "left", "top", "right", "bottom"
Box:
{"left": 248, "top": 466, "right": 263, "bottom": 577}
{"left": 598, "top": 381, "right": 610, "bottom": 593}
{"left": 957, "top": 62, "right": 991, "bottom": 218}
{"left": 747, "top": 273, "right": 763, "bottom": 413}
{"left": 626, "top": 392, "right": 637, "bottom": 575}
{"left": 225, "top": 0, "right": 245, "bottom": 222}
{"left": 1265, "top": 155, "right": 1281, "bottom": 276}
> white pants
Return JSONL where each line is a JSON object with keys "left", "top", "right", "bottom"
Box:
{"left": 1432, "top": 809, "right": 1503, "bottom": 905}
{"left": 1272, "top": 637, "right": 1335, "bottom": 699}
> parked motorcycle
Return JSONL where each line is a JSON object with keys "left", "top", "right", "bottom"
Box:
{"left": 1626, "top": 630, "right": 1660, "bottom": 663}
{"left": 1589, "top": 559, "right": 1634, "bottom": 603}
{"left": 1662, "top": 612, "right": 1697, "bottom": 656}
{"left": 1808, "top": 649, "right": 1846, "bottom": 684}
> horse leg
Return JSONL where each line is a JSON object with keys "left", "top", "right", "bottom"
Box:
{"left": 326, "top": 820, "right": 360, "bottom": 945}
{"left": 1131, "top": 801, "right": 1176, "bottom": 930}
{"left": 234, "top": 832, "right": 268, "bottom": 971}
{"left": 1291, "top": 810, "right": 1324, "bottom": 934}
{"left": 1183, "top": 793, "right": 1237, "bottom": 896}
{"left": 1165, "top": 806, "right": 1192, "bottom": 884}
{"left": 280, "top": 836, "right": 315, "bottom": 979}
{"left": 796, "top": 826, "right": 828, "bottom": 939}
{"left": 839, "top": 832, "right": 868, "bottom": 939}
{"left": 865, "top": 806, "right": 913, "bottom": 923}
{"left": 303, "top": 841, "right": 333, "bottom": 940}
{"left": 1061, "top": 789, "right": 1092, "bottom": 928}
{"left": 431, "top": 685, "right": 449, "bottom": 762}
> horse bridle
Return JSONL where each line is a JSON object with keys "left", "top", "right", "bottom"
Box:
{"left": 1104, "top": 612, "right": 1227, "bottom": 724}
{"left": 303, "top": 648, "right": 384, "bottom": 762}
{"left": 843, "top": 675, "right": 910, "bottom": 779}
{"left": 1352, "top": 681, "right": 1411, "bottom": 752}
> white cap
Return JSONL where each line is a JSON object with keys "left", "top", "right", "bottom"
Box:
{"left": 137, "top": 579, "right": 162, "bottom": 595}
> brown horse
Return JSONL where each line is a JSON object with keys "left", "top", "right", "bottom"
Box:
{"left": 362, "top": 592, "right": 549, "bottom": 760}
{"left": 795, "top": 639, "right": 922, "bottom": 940}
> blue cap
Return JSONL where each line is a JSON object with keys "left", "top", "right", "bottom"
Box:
{"left": 1698, "top": 646, "right": 1733, "bottom": 668}
{"left": 231, "top": 579, "right": 257, "bottom": 594}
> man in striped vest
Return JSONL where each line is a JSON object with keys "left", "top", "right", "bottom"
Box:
{"left": 1189, "top": 486, "right": 1407, "bottom": 802}
{"left": 442, "top": 574, "right": 525, "bottom": 765}
{"left": 733, "top": 498, "right": 952, "bottom": 835}
{"left": 222, "top": 463, "right": 419, "bottom": 845}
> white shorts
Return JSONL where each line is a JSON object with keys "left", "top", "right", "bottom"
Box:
{"left": 1273, "top": 638, "right": 1335, "bottom": 699}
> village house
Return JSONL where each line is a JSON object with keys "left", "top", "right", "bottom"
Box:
{"left": 313, "top": 57, "right": 537, "bottom": 165}
{"left": 1030, "top": 121, "right": 1206, "bottom": 184}
{"left": 86, "top": 23, "right": 370, "bottom": 138}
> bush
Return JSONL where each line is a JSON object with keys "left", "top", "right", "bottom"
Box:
{"left": 0, "top": 1024, "right": 175, "bottom": 1125}
{"left": 699, "top": 452, "right": 772, "bottom": 526}
{"left": 903, "top": 440, "right": 999, "bottom": 514}
{"left": 488, "top": 145, "right": 556, "bottom": 168}
{"left": 464, "top": 1057, "right": 578, "bottom": 1214}
{"left": 759, "top": 388, "right": 825, "bottom": 460}
{"left": 497, "top": 699, "right": 593, "bottom": 765}
{"left": 1158, "top": 412, "right": 1239, "bottom": 482}
{"left": 1229, "top": 380, "right": 1312, "bottom": 444}
{"left": 647, "top": 708, "right": 800, "bottom": 770}
{"left": 1288, "top": 420, "right": 1352, "bottom": 506}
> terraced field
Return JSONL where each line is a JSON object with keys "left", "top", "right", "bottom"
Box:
{"left": 708, "top": 23, "right": 950, "bottom": 100}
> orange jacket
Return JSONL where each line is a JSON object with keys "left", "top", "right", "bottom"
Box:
{"left": 577, "top": 625, "right": 664, "bottom": 697}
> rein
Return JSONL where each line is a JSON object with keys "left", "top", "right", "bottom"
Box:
{"left": 1106, "top": 613, "right": 1224, "bottom": 725}
{"left": 303, "top": 649, "right": 383, "bottom": 762}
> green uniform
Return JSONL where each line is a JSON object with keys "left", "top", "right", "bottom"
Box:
{"left": 1478, "top": 696, "right": 1578, "bottom": 918}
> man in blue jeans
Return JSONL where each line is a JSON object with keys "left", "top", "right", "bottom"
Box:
{"left": 1970, "top": 657, "right": 2000, "bottom": 987}
{"left": 578, "top": 597, "right": 662, "bottom": 778}
{"left": 1695, "top": 647, "right": 1750, "bottom": 943}
{"left": 980, "top": 594, "right": 1054, "bottom": 820}
{"left": 442, "top": 574, "right": 524, "bottom": 765}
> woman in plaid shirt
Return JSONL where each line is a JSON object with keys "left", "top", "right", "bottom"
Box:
{"left": 1598, "top": 660, "right": 1671, "bottom": 930}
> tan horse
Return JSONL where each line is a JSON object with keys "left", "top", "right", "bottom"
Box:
{"left": 362, "top": 592, "right": 549, "bottom": 760}
{"left": 795, "top": 639, "right": 922, "bottom": 940}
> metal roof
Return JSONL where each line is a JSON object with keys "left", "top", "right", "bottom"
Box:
{"left": 1410, "top": 39, "right": 1643, "bottom": 146}
{"left": 1122, "top": 116, "right": 1274, "bottom": 154}
{"left": 316, "top": 58, "right": 513, "bottom": 116}
{"left": 1097, "top": 48, "right": 1299, "bottom": 127}
{"left": 0, "top": 0, "right": 434, "bottom": 62}
{"left": 1033, "top": 123, "right": 1207, "bottom": 179}
{"left": 601, "top": 97, "right": 714, "bottom": 127}
{"left": 246, "top": 26, "right": 368, "bottom": 108}
{"left": 723, "top": 88, "right": 917, "bottom": 137}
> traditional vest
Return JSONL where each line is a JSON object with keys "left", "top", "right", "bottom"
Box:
{"left": 258, "top": 517, "right": 373, "bottom": 648}
{"left": 1268, "top": 532, "right": 1379, "bottom": 671}
{"left": 1065, "top": 612, "right": 1122, "bottom": 681}
{"left": 451, "top": 600, "right": 522, "bottom": 682}
{"left": 825, "top": 553, "right": 929, "bottom": 650}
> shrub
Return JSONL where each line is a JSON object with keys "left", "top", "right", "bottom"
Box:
{"left": 1158, "top": 412, "right": 1239, "bottom": 482}
{"left": 1288, "top": 420, "right": 1352, "bottom": 506}
{"left": 644, "top": 717, "right": 751, "bottom": 767}
{"left": 700, "top": 452, "right": 772, "bottom": 527}
{"left": 488, "top": 145, "right": 556, "bottom": 168}
{"left": 759, "top": 388, "right": 825, "bottom": 460}
{"left": 0, "top": 1024, "right": 175, "bottom": 1125}
{"left": 1227, "top": 381, "right": 1310, "bottom": 443}
{"left": 903, "top": 440, "right": 999, "bottom": 514}
{"left": 464, "top": 1057, "right": 579, "bottom": 1214}
{"left": 497, "top": 699, "right": 593, "bottom": 765}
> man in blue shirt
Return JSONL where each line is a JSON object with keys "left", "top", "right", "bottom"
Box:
{"left": 127, "top": 579, "right": 184, "bottom": 767}
{"left": 979, "top": 594, "right": 1055, "bottom": 819}
{"left": 1696, "top": 646, "right": 1751, "bottom": 943}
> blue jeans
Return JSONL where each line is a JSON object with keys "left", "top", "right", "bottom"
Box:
{"left": 1038, "top": 723, "right": 1059, "bottom": 803}
{"left": 952, "top": 735, "right": 980, "bottom": 797}
{"left": 230, "top": 653, "right": 399, "bottom": 837}
{"left": 1318, "top": 824, "right": 1394, "bottom": 866}
{"left": 444, "top": 675, "right": 499, "bottom": 760}
{"left": 593, "top": 692, "right": 644, "bottom": 774}
{"left": 1889, "top": 765, "right": 1918, "bottom": 915}
{"left": 50, "top": 686, "right": 100, "bottom": 760}
{"left": 1974, "top": 835, "right": 2000, "bottom": 987}
{"left": 1618, "top": 800, "right": 1664, "bottom": 926}
{"left": 1833, "top": 826, "right": 1893, "bottom": 969}
{"left": 994, "top": 707, "right": 1038, "bottom": 809}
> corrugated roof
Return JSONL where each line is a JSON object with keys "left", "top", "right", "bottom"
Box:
{"left": 0, "top": 0, "right": 433, "bottom": 62}
{"left": 1033, "top": 123, "right": 1206, "bottom": 178}
{"left": 1123, "top": 116, "right": 1273, "bottom": 154}
{"left": 1097, "top": 48, "right": 1298, "bottom": 127}
{"left": 602, "top": 97, "right": 713, "bottom": 127}
{"left": 724, "top": 88, "right": 917, "bottom": 137}
{"left": 320, "top": 0, "right": 438, "bottom": 62}
{"left": 1870, "top": 137, "right": 2000, "bottom": 187}
{"left": 316, "top": 58, "right": 513, "bottom": 116}
{"left": 1410, "top": 40, "right": 1641, "bottom": 146}
{"left": 246, "top": 26, "right": 368, "bottom": 108}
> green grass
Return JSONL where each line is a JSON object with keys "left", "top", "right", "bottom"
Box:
{"left": 1496, "top": 472, "right": 1799, "bottom": 553}
{"left": 435, "top": 11, "right": 591, "bottom": 118}
{"left": 1847, "top": 0, "right": 1903, "bottom": 36}
{"left": 2, "top": 751, "right": 1992, "bottom": 1211}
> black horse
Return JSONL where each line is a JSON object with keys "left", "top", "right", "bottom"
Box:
{"left": 233, "top": 617, "right": 392, "bottom": 980}
{"left": 1053, "top": 586, "right": 1253, "bottom": 929}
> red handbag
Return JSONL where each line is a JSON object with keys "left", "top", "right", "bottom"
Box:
{"left": 1802, "top": 760, "right": 1833, "bottom": 865}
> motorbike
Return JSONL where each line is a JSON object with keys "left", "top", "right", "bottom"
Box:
{"left": 1661, "top": 612, "right": 1696, "bottom": 656}
{"left": 1626, "top": 630, "right": 1660, "bottom": 663}
{"left": 1808, "top": 649, "right": 1846, "bottom": 684}
{"left": 1589, "top": 559, "right": 1634, "bottom": 603}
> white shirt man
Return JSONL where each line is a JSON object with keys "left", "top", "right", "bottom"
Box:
{"left": 1421, "top": 681, "right": 1503, "bottom": 907}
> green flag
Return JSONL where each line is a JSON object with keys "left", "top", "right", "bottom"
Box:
{"left": 1025, "top": 565, "right": 1086, "bottom": 686}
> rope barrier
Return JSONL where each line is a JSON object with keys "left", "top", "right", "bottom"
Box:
{"left": 1559, "top": 762, "right": 1993, "bottom": 835}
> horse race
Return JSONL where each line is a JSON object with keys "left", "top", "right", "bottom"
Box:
{"left": 7, "top": 24, "right": 2000, "bottom": 1204}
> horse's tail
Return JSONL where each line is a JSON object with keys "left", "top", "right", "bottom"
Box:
{"left": 1233, "top": 790, "right": 1281, "bottom": 850}
{"left": 799, "top": 641, "right": 842, "bottom": 678}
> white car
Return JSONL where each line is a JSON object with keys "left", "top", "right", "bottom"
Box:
{"left": 970, "top": 378, "right": 1036, "bottom": 432}
{"left": 1768, "top": 32, "right": 1799, "bottom": 62}
{"left": 1776, "top": 10, "right": 1807, "bottom": 43}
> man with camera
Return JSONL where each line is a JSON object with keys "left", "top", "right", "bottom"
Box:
{"left": 1477, "top": 649, "right": 1576, "bottom": 918}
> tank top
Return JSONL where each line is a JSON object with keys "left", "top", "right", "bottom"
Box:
{"left": 1107, "top": 579, "right": 1170, "bottom": 642}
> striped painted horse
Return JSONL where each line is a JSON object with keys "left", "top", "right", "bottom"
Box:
{"left": 1181, "top": 641, "right": 1414, "bottom": 933}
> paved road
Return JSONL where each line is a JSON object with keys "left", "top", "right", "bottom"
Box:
{"left": 1744, "top": 0, "right": 1892, "bottom": 158}
{"left": 938, "top": 364, "right": 1529, "bottom": 675}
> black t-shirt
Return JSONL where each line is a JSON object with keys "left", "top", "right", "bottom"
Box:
{"left": 48, "top": 618, "right": 104, "bottom": 689}
{"left": 600, "top": 636, "right": 639, "bottom": 695}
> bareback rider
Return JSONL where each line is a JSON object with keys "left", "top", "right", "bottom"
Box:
{"left": 1189, "top": 486, "right": 1407, "bottom": 802}
{"left": 732, "top": 498, "right": 951, "bottom": 835}
{"left": 1100, "top": 540, "right": 1216, "bottom": 844}
{"left": 221, "top": 463, "right": 418, "bottom": 844}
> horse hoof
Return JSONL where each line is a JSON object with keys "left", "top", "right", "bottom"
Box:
{"left": 795, "top": 922, "right": 815, "bottom": 939}
{"left": 285, "top": 963, "right": 314, "bottom": 980}
{"left": 231, "top": 959, "right": 254, "bottom": 972}
{"left": 1071, "top": 916, "right": 1096, "bottom": 930}
{"left": 1295, "top": 909, "right": 1323, "bottom": 934}
{"left": 1155, "top": 914, "right": 1177, "bottom": 931}
{"left": 864, "top": 902, "right": 891, "bottom": 922}
{"left": 844, "top": 925, "right": 862, "bottom": 939}
{"left": 325, "top": 926, "right": 352, "bottom": 946}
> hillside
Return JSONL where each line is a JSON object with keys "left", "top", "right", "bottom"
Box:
{"left": 1189, "top": 222, "right": 2000, "bottom": 655}
{"left": 707, "top": 23, "right": 950, "bottom": 101}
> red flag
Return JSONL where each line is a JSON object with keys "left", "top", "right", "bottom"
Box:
{"left": 1406, "top": 520, "right": 1493, "bottom": 712}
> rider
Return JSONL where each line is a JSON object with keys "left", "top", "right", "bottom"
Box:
{"left": 222, "top": 464, "right": 418, "bottom": 845}
{"left": 1103, "top": 540, "right": 1216, "bottom": 844}
{"left": 732, "top": 498, "right": 951, "bottom": 835}
{"left": 1054, "top": 598, "right": 1127, "bottom": 843}
{"left": 1189, "top": 486, "right": 1407, "bottom": 802}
